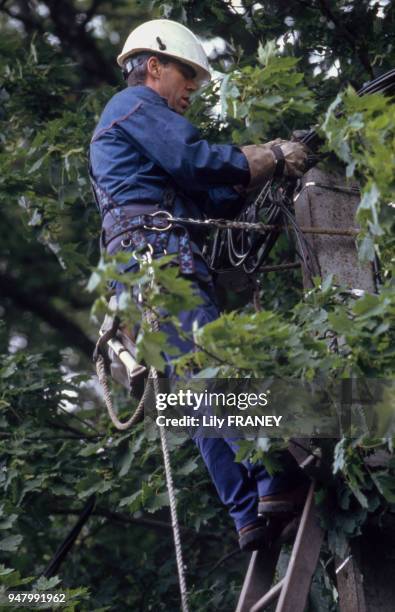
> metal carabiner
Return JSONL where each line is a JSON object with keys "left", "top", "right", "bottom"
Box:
{"left": 144, "top": 210, "right": 173, "bottom": 232}
{"left": 132, "top": 243, "right": 154, "bottom": 264}
{"left": 133, "top": 244, "right": 155, "bottom": 300}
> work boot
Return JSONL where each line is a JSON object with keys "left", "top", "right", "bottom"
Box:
{"left": 258, "top": 482, "right": 308, "bottom": 515}
{"left": 238, "top": 484, "right": 309, "bottom": 552}
{"left": 258, "top": 483, "right": 309, "bottom": 544}
{"left": 238, "top": 519, "right": 269, "bottom": 552}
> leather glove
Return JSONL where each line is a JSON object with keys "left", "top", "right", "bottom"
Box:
{"left": 239, "top": 144, "right": 276, "bottom": 190}
{"left": 238, "top": 139, "right": 308, "bottom": 191}
{"left": 271, "top": 141, "right": 309, "bottom": 178}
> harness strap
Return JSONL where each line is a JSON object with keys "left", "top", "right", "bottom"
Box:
{"left": 104, "top": 212, "right": 172, "bottom": 245}
{"left": 89, "top": 169, "right": 196, "bottom": 274}
{"left": 103, "top": 213, "right": 195, "bottom": 275}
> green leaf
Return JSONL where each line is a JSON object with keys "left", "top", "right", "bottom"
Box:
{"left": 321, "top": 274, "right": 334, "bottom": 293}
{"left": 328, "top": 310, "right": 351, "bottom": 335}
{"left": 358, "top": 183, "right": 380, "bottom": 211}
{"left": 0, "top": 568, "right": 34, "bottom": 588}
{"left": 136, "top": 329, "right": 167, "bottom": 372}
{"left": 119, "top": 490, "right": 141, "bottom": 509}
{"left": 358, "top": 234, "right": 375, "bottom": 262}
{"left": 28, "top": 155, "right": 46, "bottom": 174}
{"left": 333, "top": 440, "right": 346, "bottom": 474}
{"left": 177, "top": 459, "right": 198, "bottom": 476}
{"left": 353, "top": 293, "right": 386, "bottom": 318}
{"left": 78, "top": 441, "right": 105, "bottom": 457}
{"left": 0, "top": 514, "right": 18, "bottom": 530}
{"left": 349, "top": 485, "right": 368, "bottom": 508}
{"left": 0, "top": 534, "right": 23, "bottom": 551}
{"left": 146, "top": 491, "right": 169, "bottom": 513}
{"left": 371, "top": 472, "right": 395, "bottom": 503}
{"left": 84, "top": 481, "right": 113, "bottom": 499}
{"left": 34, "top": 575, "right": 62, "bottom": 590}
{"left": 118, "top": 443, "right": 135, "bottom": 477}
{"left": 86, "top": 271, "right": 101, "bottom": 292}
{"left": 28, "top": 209, "right": 42, "bottom": 226}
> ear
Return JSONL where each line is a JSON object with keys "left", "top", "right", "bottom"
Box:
{"left": 146, "top": 56, "right": 162, "bottom": 79}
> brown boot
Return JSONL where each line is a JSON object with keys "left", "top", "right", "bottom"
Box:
{"left": 238, "top": 520, "right": 269, "bottom": 552}
{"left": 258, "top": 482, "right": 308, "bottom": 516}
{"left": 258, "top": 483, "right": 309, "bottom": 544}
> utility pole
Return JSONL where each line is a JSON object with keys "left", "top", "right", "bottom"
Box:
{"left": 295, "top": 166, "right": 393, "bottom": 612}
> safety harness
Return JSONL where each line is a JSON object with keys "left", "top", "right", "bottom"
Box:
{"left": 89, "top": 171, "right": 196, "bottom": 275}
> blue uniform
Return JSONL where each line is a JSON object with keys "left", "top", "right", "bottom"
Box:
{"left": 90, "top": 84, "right": 304, "bottom": 531}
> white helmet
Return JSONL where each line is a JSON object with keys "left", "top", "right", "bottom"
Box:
{"left": 117, "top": 19, "right": 211, "bottom": 83}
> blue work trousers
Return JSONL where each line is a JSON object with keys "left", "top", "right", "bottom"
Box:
{"left": 155, "top": 277, "right": 307, "bottom": 531}
{"left": 118, "top": 273, "right": 306, "bottom": 532}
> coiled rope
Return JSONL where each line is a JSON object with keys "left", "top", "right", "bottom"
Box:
{"left": 95, "top": 354, "right": 147, "bottom": 430}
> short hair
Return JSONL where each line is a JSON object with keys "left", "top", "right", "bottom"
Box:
{"left": 123, "top": 52, "right": 170, "bottom": 86}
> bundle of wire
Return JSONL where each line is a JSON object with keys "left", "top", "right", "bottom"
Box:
{"left": 207, "top": 68, "right": 395, "bottom": 276}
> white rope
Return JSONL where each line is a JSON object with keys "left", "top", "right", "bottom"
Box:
{"left": 151, "top": 366, "right": 189, "bottom": 612}
{"left": 96, "top": 246, "right": 189, "bottom": 611}
{"left": 143, "top": 254, "right": 189, "bottom": 612}
{"left": 95, "top": 354, "right": 147, "bottom": 430}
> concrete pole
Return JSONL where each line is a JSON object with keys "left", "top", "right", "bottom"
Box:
{"left": 293, "top": 166, "right": 377, "bottom": 292}
{"left": 294, "top": 166, "right": 394, "bottom": 611}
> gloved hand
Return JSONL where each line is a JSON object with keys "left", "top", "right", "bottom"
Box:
{"left": 274, "top": 140, "right": 309, "bottom": 178}
{"left": 239, "top": 139, "right": 308, "bottom": 190}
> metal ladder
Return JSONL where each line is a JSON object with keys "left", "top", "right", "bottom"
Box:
{"left": 235, "top": 442, "right": 324, "bottom": 612}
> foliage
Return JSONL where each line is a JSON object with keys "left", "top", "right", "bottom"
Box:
{"left": 220, "top": 40, "right": 316, "bottom": 144}
{"left": 322, "top": 87, "right": 395, "bottom": 267}
{"left": 0, "top": 1, "right": 394, "bottom": 610}
{"left": 0, "top": 349, "right": 241, "bottom": 610}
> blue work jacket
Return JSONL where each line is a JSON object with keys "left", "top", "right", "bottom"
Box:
{"left": 90, "top": 85, "right": 250, "bottom": 276}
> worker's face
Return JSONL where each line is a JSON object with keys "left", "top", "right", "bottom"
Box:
{"left": 147, "top": 56, "right": 200, "bottom": 114}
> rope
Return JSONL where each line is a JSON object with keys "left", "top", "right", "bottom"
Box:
{"left": 151, "top": 365, "right": 189, "bottom": 612}
{"left": 143, "top": 259, "right": 189, "bottom": 612}
{"left": 95, "top": 354, "right": 146, "bottom": 430}
{"left": 260, "top": 262, "right": 301, "bottom": 272}
{"left": 96, "top": 284, "right": 189, "bottom": 611}
{"left": 158, "top": 423, "right": 189, "bottom": 611}
{"left": 293, "top": 181, "right": 360, "bottom": 202}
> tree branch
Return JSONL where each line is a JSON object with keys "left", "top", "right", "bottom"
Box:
{"left": 0, "top": 272, "right": 95, "bottom": 358}
{"left": 46, "top": 420, "right": 100, "bottom": 439}
{"left": 0, "top": 0, "right": 118, "bottom": 85}
{"left": 50, "top": 507, "right": 223, "bottom": 540}
{"left": 44, "top": 0, "right": 118, "bottom": 85}
{"left": 317, "top": 0, "right": 373, "bottom": 78}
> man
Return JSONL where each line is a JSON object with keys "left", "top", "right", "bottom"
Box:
{"left": 90, "top": 19, "right": 308, "bottom": 551}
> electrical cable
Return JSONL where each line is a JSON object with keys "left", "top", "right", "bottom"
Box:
{"left": 205, "top": 67, "right": 395, "bottom": 278}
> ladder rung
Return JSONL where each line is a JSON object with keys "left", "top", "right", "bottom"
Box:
{"left": 235, "top": 546, "right": 281, "bottom": 612}
{"left": 250, "top": 577, "right": 284, "bottom": 612}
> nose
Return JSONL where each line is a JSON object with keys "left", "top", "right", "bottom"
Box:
{"left": 186, "top": 79, "right": 199, "bottom": 92}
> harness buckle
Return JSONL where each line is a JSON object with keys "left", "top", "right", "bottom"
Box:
{"left": 121, "top": 238, "right": 132, "bottom": 248}
{"left": 144, "top": 210, "right": 173, "bottom": 232}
